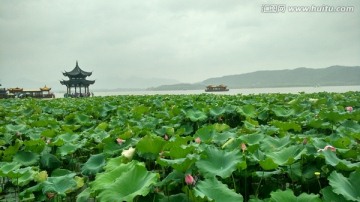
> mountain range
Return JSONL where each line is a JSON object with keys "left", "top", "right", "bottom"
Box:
{"left": 147, "top": 65, "right": 360, "bottom": 90}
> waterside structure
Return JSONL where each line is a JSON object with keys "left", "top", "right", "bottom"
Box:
{"left": 205, "top": 84, "right": 229, "bottom": 92}
{"left": 60, "top": 61, "right": 95, "bottom": 97}
{"left": 1, "top": 85, "right": 54, "bottom": 99}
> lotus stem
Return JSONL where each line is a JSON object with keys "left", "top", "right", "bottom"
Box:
{"left": 231, "top": 173, "right": 236, "bottom": 192}
{"left": 255, "top": 171, "right": 264, "bottom": 198}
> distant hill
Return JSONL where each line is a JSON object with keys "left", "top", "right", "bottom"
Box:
{"left": 148, "top": 65, "right": 360, "bottom": 90}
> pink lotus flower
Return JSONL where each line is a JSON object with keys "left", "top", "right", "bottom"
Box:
{"left": 195, "top": 137, "right": 201, "bottom": 144}
{"left": 317, "top": 145, "right": 336, "bottom": 152}
{"left": 185, "top": 174, "right": 195, "bottom": 185}
{"left": 345, "top": 106, "right": 353, "bottom": 112}
{"left": 116, "top": 138, "right": 124, "bottom": 145}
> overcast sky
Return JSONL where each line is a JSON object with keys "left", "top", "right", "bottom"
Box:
{"left": 1, "top": 0, "right": 359, "bottom": 90}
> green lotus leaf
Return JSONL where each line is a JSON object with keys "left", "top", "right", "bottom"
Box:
{"left": 75, "top": 113, "right": 91, "bottom": 125}
{"left": 2, "top": 140, "right": 22, "bottom": 161}
{"left": 76, "top": 187, "right": 92, "bottom": 202}
{"left": 90, "top": 130, "right": 110, "bottom": 143}
{"left": 237, "top": 104, "right": 257, "bottom": 118}
{"left": 96, "top": 122, "right": 109, "bottom": 131}
{"left": 260, "top": 136, "right": 291, "bottom": 152}
{"left": 271, "top": 106, "right": 295, "bottom": 118}
{"left": 196, "top": 145, "right": 241, "bottom": 178}
{"left": 23, "top": 139, "right": 46, "bottom": 153}
{"left": 270, "top": 120, "right": 301, "bottom": 133}
{"left": 40, "top": 129, "right": 56, "bottom": 138}
{"left": 213, "top": 123, "right": 230, "bottom": 132}
{"left": 0, "top": 162, "right": 21, "bottom": 176}
{"left": 57, "top": 133, "right": 79, "bottom": 143}
{"left": 157, "top": 155, "right": 197, "bottom": 172}
{"left": 213, "top": 131, "right": 236, "bottom": 145}
{"left": 270, "top": 189, "right": 321, "bottom": 202}
{"left": 209, "top": 106, "right": 226, "bottom": 117}
{"left": 186, "top": 109, "right": 207, "bottom": 122}
{"left": 239, "top": 132, "right": 264, "bottom": 145}
{"left": 11, "top": 167, "right": 34, "bottom": 186}
{"left": 42, "top": 175, "right": 77, "bottom": 196}
{"left": 156, "top": 169, "right": 184, "bottom": 188}
{"left": 259, "top": 157, "right": 278, "bottom": 170}
{"left": 57, "top": 143, "right": 80, "bottom": 156}
{"left": 194, "top": 125, "right": 217, "bottom": 143}
{"left": 267, "top": 145, "right": 306, "bottom": 166}
{"left": 6, "top": 124, "right": 27, "bottom": 133}
{"left": 158, "top": 193, "right": 188, "bottom": 202}
{"left": 328, "top": 169, "right": 360, "bottom": 201}
{"left": 81, "top": 153, "right": 106, "bottom": 176}
{"left": 132, "top": 105, "right": 150, "bottom": 119}
{"left": 136, "top": 134, "right": 166, "bottom": 159}
{"left": 103, "top": 156, "right": 123, "bottom": 171}
{"left": 51, "top": 169, "right": 76, "bottom": 177}
{"left": 321, "top": 186, "right": 347, "bottom": 202}
{"left": 40, "top": 153, "right": 61, "bottom": 171}
{"left": 321, "top": 150, "right": 360, "bottom": 171}
{"left": 319, "top": 110, "right": 348, "bottom": 123}
{"left": 194, "top": 176, "right": 243, "bottom": 202}
{"left": 168, "top": 145, "right": 195, "bottom": 159}
{"left": 13, "top": 151, "right": 39, "bottom": 166}
{"left": 92, "top": 161, "right": 158, "bottom": 201}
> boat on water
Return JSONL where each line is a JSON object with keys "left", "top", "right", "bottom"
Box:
{"left": 205, "top": 85, "right": 229, "bottom": 92}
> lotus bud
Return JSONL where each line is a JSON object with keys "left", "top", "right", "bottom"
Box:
{"left": 164, "top": 134, "right": 169, "bottom": 141}
{"left": 185, "top": 174, "right": 195, "bottom": 185}
{"left": 241, "top": 143, "right": 247, "bottom": 153}
{"left": 195, "top": 137, "right": 201, "bottom": 144}
{"left": 122, "top": 147, "right": 135, "bottom": 160}
{"left": 116, "top": 138, "right": 124, "bottom": 145}
{"left": 302, "top": 138, "right": 308, "bottom": 145}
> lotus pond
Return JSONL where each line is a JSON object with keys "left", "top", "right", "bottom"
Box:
{"left": 0, "top": 92, "right": 359, "bottom": 202}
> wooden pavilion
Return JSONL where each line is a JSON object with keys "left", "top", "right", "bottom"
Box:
{"left": 60, "top": 61, "right": 95, "bottom": 97}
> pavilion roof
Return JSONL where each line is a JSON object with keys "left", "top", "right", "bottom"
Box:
{"left": 63, "top": 61, "right": 92, "bottom": 78}
{"left": 60, "top": 79, "right": 95, "bottom": 85}
{"left": 40, "top": 85, "right": 51, "bottom": 91}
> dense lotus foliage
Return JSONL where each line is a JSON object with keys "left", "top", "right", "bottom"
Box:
{"left": 0, "top": 92, "right": 359, "bottom": 201}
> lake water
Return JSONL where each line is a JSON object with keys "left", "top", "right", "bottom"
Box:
{"left": 54, "top": 86, "right": 360, "bottom": 98}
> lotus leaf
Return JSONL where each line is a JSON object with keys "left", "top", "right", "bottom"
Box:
{"left": 237, "top": 104, "right": 257, "bottom": 118}
{"left": 270, "top": 189, "right": 321, "bottom": 202}
{"left": 136, "top": 134, "right": 166, "bottom": 158}
{"left": 92, "top": 161, "right": 158, "bottom": 201}
{"left": 13, "top": 151, "right": 39, "bottom": 166}
{"left": 196, "top": 145, "right": 241, "bottom": 178}
{"left": 193, "top": 176, "right": 243, "bottom": 202}
{"left": 186, "top": 109, "right": 207, "bottom": 122}
{"left": 267, "top": 145, "right": 306, "bottom": 166}
{"left": 328, "top": 169, "right": 360, "bottom": 201}
{"left": 40, "top": 153, "right": 61, "bottom": 171}
{"left": 81, "top": 153, "right": 106, "bottom": 176}
{"left": 321, "top": 186, "right": 347, "bottom": 202}
{"left": 42, "top": 175, "right": 77, "bottom": 196}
